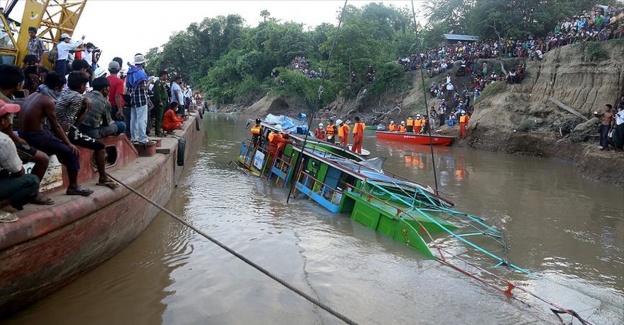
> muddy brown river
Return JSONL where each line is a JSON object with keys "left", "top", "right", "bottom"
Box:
{"left": 5, "top": 114, "right": 623, "bottom": 324}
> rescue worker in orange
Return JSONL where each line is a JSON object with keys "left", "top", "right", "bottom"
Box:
{"left": 250, "top": 118, "right": 263, "bottom": 148}
{"left": 351, "top": 116, "right": 365, "bottom": 154}
{"left": 398, "top": 121, "right": 406, "bottom": 132}
{"left": 421, "top": 116, "right": 429, "bottom": 134}
{"left": 337, "top": 119, "right": 350, "bottom": 147}
{"left": 314, "top": 122, "right": 326, "bottom": 140}
{"left": 162, "top": 102, "right": 184, "bottom": 132}
{"left": 388, "top": 121, "right": 397, "bottom": 131}
{"left": 406, "top": 116, "right": 414, "bottom": 133}
{"left": 459, "top": 112, "right": 470, "bottom": 138}
{"left": 326, "top": 119, "right": 336, "bottom": 143}
{"left": 269, "top": 130, "right": 293, "bottom": 160}
{"left": 414, "top": 114, "right": 423, "bottom": 134}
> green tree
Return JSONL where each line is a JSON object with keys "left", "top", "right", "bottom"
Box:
{"left": 260, "top": 10, "right": 270, "bottom": 22}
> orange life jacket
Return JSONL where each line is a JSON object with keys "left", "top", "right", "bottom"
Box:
{"left": 460, "top": 115, "right": 469, "bottom": 123}
{"left": 399, "top": 125, "right": 406, "bottom": 132}
{"left": 326, "top": 124, "right": 336, "bottom": 136}
{"left": 388, "top": 124, "right": 396, "bottom": 131}
{"left": 406, "top": 118, "right": 414, "bottom": 126}
{"left": 250, "top": 125, "right": 262, "bottom": 135}
{"left": 414, "top": 119, "right": 422, "bottom": 127}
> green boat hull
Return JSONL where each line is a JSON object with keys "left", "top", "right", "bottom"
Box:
{"left": 343, "top": 191, "right": 458, "bottom": 258}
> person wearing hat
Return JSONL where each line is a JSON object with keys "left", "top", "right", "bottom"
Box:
{"left": 314, "top": 122, "right": 326, "bottom": 140}
{"left": 459, "top": 111, "right": 470, "bottom": 139}
{"left": 414, "top": 114, "right": 423, "bottom": 134}
{"left": 398, "top": 121, "right": 406, "bottom": 132}
{"left": 55, "top": 33, "right": 85, "bottom": 76}
{"left": 106, "top": 61, "right": 126, "bottom": 134}
{"left": 126, "top": 54, "right": 153, "bottom": 145}
{"left": 388, "top": 121, "right": 397, "bottom": 131}
{"left": 152, "top": 70, "right": 169, "bottom": 137}
{"left": 250, "top": 118, "right": 263, "bottom": 148}
{"left": 0, "top": 100, "right": 41, "bottom": 222}
{"left": 338, "top": 119, "right": 350, "bottom": 147}
{"left": 406, "top": 116, "right": 414, "bottom": 133}
{"left": 326, "top": 119, "right": 336, "bottom": 143}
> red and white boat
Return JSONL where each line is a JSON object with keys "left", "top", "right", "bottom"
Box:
{"left": 376, "top": 131, "right": 455, "bottom": 146}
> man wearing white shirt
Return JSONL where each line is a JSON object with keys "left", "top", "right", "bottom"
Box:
{"left": 170, "top": 76, "right": 184, "bottom": 115}
{"left": 55, "top": 33, "right": 85, "bottom": 77}
{"left": 614, "top": 105, "right": 624, "bottom": 151}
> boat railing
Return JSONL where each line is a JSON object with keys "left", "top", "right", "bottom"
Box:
{"left": 344, "top": 182, "right": 533, "bottom": 295}
{"left": 295, "top": 170, "right": 343, "bottom": 205}
{"left": 268, "top": 154, "right": 295, "bottom": 187}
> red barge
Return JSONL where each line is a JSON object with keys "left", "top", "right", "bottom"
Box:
{"left": 0, "top": 114, "right": 203, "bottom": 317}
{"left": 375, "top": 131, "right": 455, "bottom": 146}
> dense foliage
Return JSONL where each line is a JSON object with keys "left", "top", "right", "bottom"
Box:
{"left": 144, "top": 1, "right": 620, "bottom": 108}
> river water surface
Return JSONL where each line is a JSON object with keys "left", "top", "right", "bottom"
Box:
{"left": 6, "top": 114, "right": 624, "bottom": 325}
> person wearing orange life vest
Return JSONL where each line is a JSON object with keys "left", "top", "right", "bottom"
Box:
{"left": 421, "top": 116, "right": 429, "bottom": 134}
{"left": 406, "top": 116, "right": 414, "bottom": 132}
{"left": 314, "top": 122, "right": 326, "bottom": 140}
{"left": 351, "top": 116, "right": 365, "bottom": 154}
{"left": 268, "top": 130, "right": 293, "bottom": 159}
{"left": 325, "top": 119, "right": 336, "bottom": 143}
{"left": 459, "top": 112, "right": 470, "bottom": 138}
{"left": 398, "top": 121, "right": 406, "bottom": 132}
{"left": 414, "top": 114, "right": 423, "bottom": 134}
{"left": 388, "top": 121, "right": 397, "bottom": 131}
{"left": 250, "top": 118, "right": 263, "bottom": 148}
{"left": 337, "top": 119, "right": 350, "bottom": 146}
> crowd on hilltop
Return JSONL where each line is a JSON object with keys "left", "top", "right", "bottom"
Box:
{"left": 285, "top": 56, "right": 325, "bottom": 78}
{"left": 397, "top": 4, "right": 624, "bottom": 79}
{"left": 0, "top": 29, "right": 205, "bottom": 222}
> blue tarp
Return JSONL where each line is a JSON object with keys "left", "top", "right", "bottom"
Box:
{"left": 264, "top": 114, "right": 309, "bottom": 135}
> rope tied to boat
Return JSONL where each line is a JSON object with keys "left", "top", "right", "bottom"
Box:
{"left": 106, "top": 173, "right": 359, "bottom": 325}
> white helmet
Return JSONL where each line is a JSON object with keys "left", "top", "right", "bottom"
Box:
{"left": 318, "top": 123, "right": 324, "bottom": 127}
{"left": 93, "top": 67, "right": 107, "bottom": 78}
{"left": 401, "top": 121, "right": 405, "bottom": 124}
{"left": 390, "top": 121, "right": 394, "bottom": 124}
{"left": 416, "top": 114, "right": 421, "bottom": 117}
{"left": 336, "top": 119, "right": 343, "bottom": 125}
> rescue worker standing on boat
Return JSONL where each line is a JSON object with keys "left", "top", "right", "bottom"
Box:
{"left": 337, "top": 119, "right": 350, "bottom": 147}
{"left": 352, "top": 116, "right": 365, "bottom": 154}
{"left": 250, "top": 119, "right": 262, "bottom": 148}
{"left": 406, "top": 116, "right": 414, "bottom": 133}
{"left": 269, "top": 130, "right": 293, "bottom": 161}
{"left": 314, "top": 122, "right": 326, "bottom": 140}
{"left": 326, "top": 119, "right": 336, "bottom": 143}
{"left": 414, "top": 114, "right": 423, "bottom": 134}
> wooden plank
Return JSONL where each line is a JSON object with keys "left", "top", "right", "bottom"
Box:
{"left": 549, "top": 97, "right": 589, "bottom": 121}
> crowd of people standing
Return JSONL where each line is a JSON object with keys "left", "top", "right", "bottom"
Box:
{"left": 1, "top": 29, "right": 202, "bottom": 222}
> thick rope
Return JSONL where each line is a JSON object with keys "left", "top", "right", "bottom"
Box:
{"left": 107, "top": 173, "right": 359, "bottom": 325}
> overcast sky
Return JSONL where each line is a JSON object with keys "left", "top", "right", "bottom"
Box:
{"left": 12, "top": 0, "right": 427, "bottom": 69}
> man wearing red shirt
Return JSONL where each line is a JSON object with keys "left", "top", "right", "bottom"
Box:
{"left": 106, "top": 61, "right": 125, "bottom": 135}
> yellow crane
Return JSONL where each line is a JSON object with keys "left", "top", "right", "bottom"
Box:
{"left": 0, "top": 0, "right": 87, "bottom": 68}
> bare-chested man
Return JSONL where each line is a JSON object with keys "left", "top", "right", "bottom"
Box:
{"left": 599, "top": 104, "right": 614, "bottom": 150}
{"left": 18, "top": 72, "right": 93, "bottom": 196}
{"left": 0, "top": 64, "right": 53, "bottom": 205}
